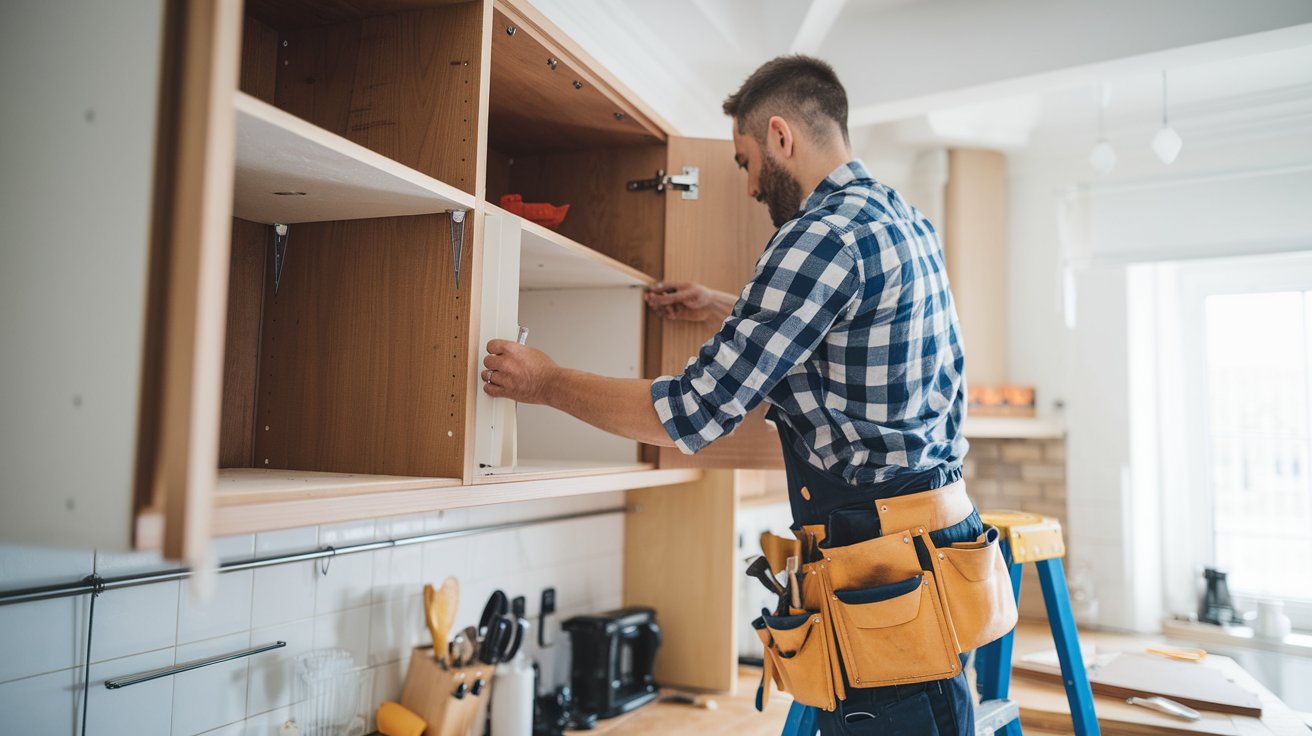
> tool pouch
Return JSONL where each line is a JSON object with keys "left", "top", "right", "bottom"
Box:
{"left": 752, "top": 482, "right": 1019, "bottom": 706}
{"left": 818, "top": 532, "right": 962, "bottom": 688}
{"left": 929, "top": 525, "right": 1018, "bottom": 652}
{"left": 754, "top": 610, "right": 838, "bottom": 712}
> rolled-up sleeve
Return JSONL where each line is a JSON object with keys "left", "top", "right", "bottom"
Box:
{"left": 651, "top": 219, "right": 861, "bottom": 454}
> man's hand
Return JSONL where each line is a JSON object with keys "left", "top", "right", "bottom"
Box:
{"left": 483, "top": 340, "right": 559, "bottom": 404}
{"left": 644, "top": 281, "right": 736, "bottom": 323}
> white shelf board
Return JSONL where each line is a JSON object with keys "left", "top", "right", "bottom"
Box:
{"left": 233, "top": 92, "right": 475, "bottom": 224}
{"left": 491, "top": 204, "right": 653, "bottom": 290}
{"left": 963, "top": 416, "right": 1065, "bottom": 440}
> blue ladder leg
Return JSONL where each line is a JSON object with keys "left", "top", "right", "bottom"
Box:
{"left": 976, "top": 539, "right": 1025, "bottom": 735}
{"left": 780, "top": 701, "right": 818, "bottom": 735}
{"left": 1036, "top": 558, "right": 1100, "bottom": 736}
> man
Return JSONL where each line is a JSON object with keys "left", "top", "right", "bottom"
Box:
{"left": 483, "top": 55, "right": 979, "bottom": 734}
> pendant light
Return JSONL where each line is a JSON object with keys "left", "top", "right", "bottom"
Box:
{"left": 1088, "top": 84, "right": 1116, "bottom": 175}
{"left": 1152, "top": 70, "right": 1183, "bottom": 164}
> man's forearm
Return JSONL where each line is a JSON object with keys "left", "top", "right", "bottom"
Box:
{"left": 544, "top": 369, "right": 676, "bottom": 447}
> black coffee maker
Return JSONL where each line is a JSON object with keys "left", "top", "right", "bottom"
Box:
{"left": 563, "top": 607, "right": 662, "bottom": 719}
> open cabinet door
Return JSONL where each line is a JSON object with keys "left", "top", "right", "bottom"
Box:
{"left": 0, "top": 0, "right": 240, "bottom": 561}
{"left": 657, "top": 137, "right": 784, "bottom": 469}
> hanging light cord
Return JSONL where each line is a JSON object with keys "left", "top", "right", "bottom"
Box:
{"left": 1161, "top": 70, "right": 1169, "bottom": 126}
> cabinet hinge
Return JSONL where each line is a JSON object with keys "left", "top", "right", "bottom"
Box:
{"left": 626, "top": 166, "right": 699, "bottom": 200}
{"left": 449, "top": 209, "right": 468, "bottom": 288}
{"left": 272, "top": 224, "right": 290, "bottom": 295}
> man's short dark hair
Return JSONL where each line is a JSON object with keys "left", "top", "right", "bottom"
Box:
{"left": 723, "top": 55, "right": 849, "bottom": 146}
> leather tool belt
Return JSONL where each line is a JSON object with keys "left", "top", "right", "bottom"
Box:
{"left": 752, "top": 481, "right": 1018, "bottom": 711}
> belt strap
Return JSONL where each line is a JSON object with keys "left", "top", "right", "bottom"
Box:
{"left": 875, "top": 480, "right": 972, "bottom": 535}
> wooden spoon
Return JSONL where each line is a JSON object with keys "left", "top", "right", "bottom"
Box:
{"left": 432, "top": 576, "right": 459, "bottom": 660}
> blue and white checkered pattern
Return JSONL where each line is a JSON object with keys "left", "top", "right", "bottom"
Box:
{"left": 651, "top": 160, "right": 967, "bottom": 486}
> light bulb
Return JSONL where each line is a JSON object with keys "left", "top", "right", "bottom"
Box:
{"left": 1088, "top": 139, "right": 1116, "bottom": 174}
{"left": 1152, "top": 125, "right": 1182, "bottom": 164}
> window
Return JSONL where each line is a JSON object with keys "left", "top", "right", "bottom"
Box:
{"left": 1202, "top": 291, "right": 1312, "bottom": 602}
{"left": 1149, "top": 252, "right": 1312, "bottom": 631}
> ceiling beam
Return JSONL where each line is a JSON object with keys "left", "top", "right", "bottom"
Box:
{"left": 790, "top": 0, "right": 848, "bottom": 55}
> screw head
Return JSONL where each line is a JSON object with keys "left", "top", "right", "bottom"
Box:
{"left": 506, "top": 25, "right": 516, "bottom": 35}
{"left": 573, "top": 80, "right": 583, "bottom": 90}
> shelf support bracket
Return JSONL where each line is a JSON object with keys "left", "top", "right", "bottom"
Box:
{"left": 272, "top": 223, "right": 290, "bottom": 296}
{"left": 449, "top": 209, "right": 468, "bottom": 288}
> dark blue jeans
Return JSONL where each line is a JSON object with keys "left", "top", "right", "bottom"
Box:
{"left": 777, "top": 428, "right": 980, "bottom": 735}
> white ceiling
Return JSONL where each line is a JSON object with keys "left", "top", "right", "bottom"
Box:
{"left": 529, "top": 0, "right": 1312, "bottom": 147}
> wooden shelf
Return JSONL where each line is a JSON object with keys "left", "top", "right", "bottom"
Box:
{"left": 134, "top": 466, "right": 702, "bottom": 546}
{"left": 490, "top": 204, "right": 655, "bottom": 289}
{"left": 963, "top": 416, "right": 1065, "bottom": 440}
{"left": 476, "top": 459, "right": 654, "bottom": 483}
{"left": 232, "top": 91, "right": 475, "bottom": 224}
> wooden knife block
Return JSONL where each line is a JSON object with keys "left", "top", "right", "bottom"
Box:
{"left": 401, "top": 647, "right": 495, "bottom": 736}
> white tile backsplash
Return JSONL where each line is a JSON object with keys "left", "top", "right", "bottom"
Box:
{"left": 91, "top": 581, "right": 179, "bottom": 664}
{"left": 0, "top": 502, "right": 625, "bottom": 735}
{"left": 312, "top": 605, "right": 372, "bottom": 667}
{"left": 172, "top": 632, "right": 251, "bottom": 736}
{"left": 314, "top": 551, "right": 374, "bottom": 615}
{"left": 0, "top": 595, "right": 86, "bottom": 683}
{"left": 245, "top": 622, "right": 314, "bottom": 717}
{"left": 86, "top": 647, "right": 176, "bottom": 736}
{"left": 178, "top": 570, "right": 253, "bottom": 645}
{"left": 250, "top": 561, "right": 316, "bottom": 630}
{"left": 0, "top": 667, "right": 82, "bottom": 735}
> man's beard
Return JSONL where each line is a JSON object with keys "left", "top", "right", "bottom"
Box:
{"left": 758, "top": 152, "right": 804, "bottom": 228}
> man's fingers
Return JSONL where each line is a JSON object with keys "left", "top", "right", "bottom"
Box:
{"left": 486, "top": 338, "right": 516, "bottom": 354}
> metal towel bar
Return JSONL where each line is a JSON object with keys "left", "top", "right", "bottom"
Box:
{"left": 104, "top": 641, "right": 287, "bottom": 689}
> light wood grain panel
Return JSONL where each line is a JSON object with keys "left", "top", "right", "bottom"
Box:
{"left": 253, "top": 214, "right": 470, "bottom": 478}
{"left": 233, "top": 91, "right": 474, "bottom": 224}
{"left": 624, "top": 470, "right": 739, "bottom": 692}
{"left": 246, "top": 0, "right": 470, "bottom": 31}
{"left": 488, "top": 7, "right": 661, "bottom": 155}
{"left": 506, "top": 145, "right": 666, "bottom": 279}
{"left": 218, "top": 218, "right": 267, "bottom": 468}
{"left": 945, "top": 148, "right": 1007, "bottom": 386}
{"left": 275, "top": 3, "right": 483, "bottom": 195}
{"left": 496, "top": 0, "right": 674, "bottom": 139}
{"left": 239, "top": 15, "right": 277, "bottom": 103}
{"left": 657, "top": 137, "right": 784, "bottom": 470}
{"left": 148, "top": 0, "right": 243, "bottom": 559}
{"left": 134, "top": 467, "right": 704, "bottom": 546}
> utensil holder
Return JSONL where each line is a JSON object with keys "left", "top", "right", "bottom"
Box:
{"left": 400, "top": 647, "right": 494, "bottom": 736}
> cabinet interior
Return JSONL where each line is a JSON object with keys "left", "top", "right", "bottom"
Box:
{"left": 218, "top": 2, "right": 483, "bottom": 492}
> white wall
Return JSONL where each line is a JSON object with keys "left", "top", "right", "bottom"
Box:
{"left": 0, "top": 496, "right": 627, "bottom": 735}
{"left": 1003, "top": 97, "right": 1312, "bottom": 631}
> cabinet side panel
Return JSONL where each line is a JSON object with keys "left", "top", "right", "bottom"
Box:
{"left": 624, "top": 470, "right": 738, "bottom": 692}
{"left": 517, "top": 287, "right": 642, "bottom": 464}
{"left": 659, "top": 137, "right": 783, "bottom": 469}
{"left": 275, "top": 3, "right": 484, "bottom": 196}
{"left": 0, "top": 0, "right": 172, "bottom": 549}
{"left": 254, "top": 215, "right": 469, "bottom": 478}
{"left": 506, "top": 144, "right": 666, "bottom": 279}
{"left": 219, "top": 218, "right": 268, "bottom": 468}
{"left": 239, "top": 15, "right": 278, "bottom": 104}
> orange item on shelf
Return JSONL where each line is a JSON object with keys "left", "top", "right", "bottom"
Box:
{"left": 500, "top": 193, "right": 570, "bottom": 230}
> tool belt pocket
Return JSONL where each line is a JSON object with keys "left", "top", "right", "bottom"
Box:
{"left": 824, "top": 569, "right": 961, "bottom": 688}
{"left": 755, "top": 611, "right": 838, "bottom": 711}
{"left": 932, "top": 525, "right": 1018, "bottom": 652}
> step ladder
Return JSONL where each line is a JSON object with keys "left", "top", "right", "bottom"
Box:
{"left": 778, "top": 511, "right": 1100, "bottom": 736}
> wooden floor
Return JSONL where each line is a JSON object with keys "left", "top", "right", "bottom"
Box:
{"left": 568, "top": 622, "right": 1310, "bottom": 735}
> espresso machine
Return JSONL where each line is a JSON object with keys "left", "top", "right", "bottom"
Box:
{"left": 562, "top": 607, "right": 662, "bottom": 719}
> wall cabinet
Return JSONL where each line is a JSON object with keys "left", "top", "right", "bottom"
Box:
{"left": 4, "top": 0, "right": 782, "bottom": 691}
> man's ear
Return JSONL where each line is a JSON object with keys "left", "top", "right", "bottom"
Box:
{"left": 767, "top": 115, "right": 794, "bottom": 159}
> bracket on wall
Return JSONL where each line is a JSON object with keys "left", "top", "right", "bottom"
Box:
{"left": 449, "top": 209, "right": 468, "bottom": 288}
{"left": 626, "top": 167, "right": 699, "bottom": 200}
{"left": 272, "top": 223, "right": 290, "bottom": 295}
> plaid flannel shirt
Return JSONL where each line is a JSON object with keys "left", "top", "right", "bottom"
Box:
{"left": 650, "top": 160, "right": 967, "bottom": 486}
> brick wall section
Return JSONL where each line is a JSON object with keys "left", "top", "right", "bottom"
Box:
{"left": 964, "top": 437, "right": 1067, "bottom": 620}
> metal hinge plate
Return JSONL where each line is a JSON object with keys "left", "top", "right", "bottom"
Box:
{"left": 626, "top": 166, "right": 699, "bottom": 200}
